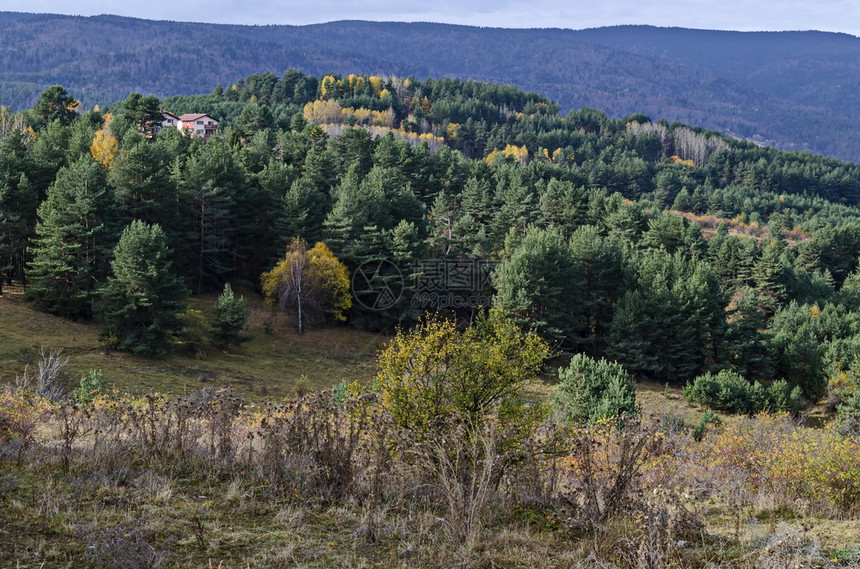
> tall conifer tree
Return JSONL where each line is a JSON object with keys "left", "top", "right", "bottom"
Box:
{"left": 27, "top": 157, "right": 116, "bottom": 318}
{"left": 97, "top": 221, "right": 188, "bottom": 355}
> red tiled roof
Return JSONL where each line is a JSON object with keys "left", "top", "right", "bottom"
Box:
{"left": 178, "top": 113, "right": 216, "bottom": 122}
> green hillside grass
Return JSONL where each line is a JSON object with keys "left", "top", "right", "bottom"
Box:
{"left": 0, "top": 285, "right": 727, "bottom": 428}
{"left": 0, "top": 285, "right": 384, "bottom": 400}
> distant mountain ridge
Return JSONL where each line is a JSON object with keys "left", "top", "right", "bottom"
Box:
{"left": 1, "top": 13, "right": 859, "bottom": 161}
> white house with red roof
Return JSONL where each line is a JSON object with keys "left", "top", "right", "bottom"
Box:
{"left": 154, "top": 112, "right": 218, "bottom": 139}
{"left": 177, "top": 113, "right": 218, "bottom": 139}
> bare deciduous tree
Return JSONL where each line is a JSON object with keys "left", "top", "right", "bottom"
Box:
{"left": 16, "top": 347, "right": 70, "bottom": 401}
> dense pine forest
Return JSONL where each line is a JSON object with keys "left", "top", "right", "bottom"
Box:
{"left": 2, "top": 72, "right": 860, "bottom": 567}
{"left": 4, "top": 72, "right": 860, "bottom": 401}
{"left": 2, "top": 13, "right": 860, "bottom": 161}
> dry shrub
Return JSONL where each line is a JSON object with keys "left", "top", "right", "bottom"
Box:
{"left": 692, "top": 413, "right": 860, "bottom": 515}
{"left": 254, "top": 390, "right": 391, "bottom": 504}
{"left": 623, "top": 489, "right": 706, "bottom": 569}
{"left": 15, "top": 347, "right": 71, "bottom": 401}
{"left": 515, "top": 416, "right": 708, "bottom": 568}
{"left": 503, "top": 418, "right": 570, "bottom": 510}
{"left": 0, "top": 385, "right": 48, "bottom": 463}
{"left": 403, "top": 414, "right": 502, "bottom": 550}
{"left": 54, "top": 400, "right": 95, "bottom": 468}
{"left": 556, "top": 417, "right": 668, "bottom": 530}
{"left": 34, "top": 387, "right": 248, "bottom": 479}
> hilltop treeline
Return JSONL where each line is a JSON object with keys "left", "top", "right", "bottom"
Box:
{"left": 3, "top": 14, "right": 860, "bottom": 161}
{"left": 2, "top": 73, "right": 860, "bottom": 406}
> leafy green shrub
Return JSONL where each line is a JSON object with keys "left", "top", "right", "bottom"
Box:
{"left": 837, "top": 391, "right": 860, "bottom": 437}
{"left": 553, "top": 354, "right": 638, "bottom": 426}
{"left": 74, "top": 369, "right": 106, "bottom": 405}
{"left": 683, "top": 370, "right": 753, "bottom": 413}
{"left": 692, "top": 410, "right": 721, "bottom": 442}
{"left": 768, "top": 379, "right": 805, "bottom": 412}
{"left": 683, "top": 370, "right": 805, "bottom": 414}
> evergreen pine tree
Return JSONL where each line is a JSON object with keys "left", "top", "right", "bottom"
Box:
{"left": 569, "top": 225, "right": 626, "bottom": 354}
{"left": 27, "top": 157, "right": 116, "bottom": 318}
{"left": 553, "top": 353, "right": 639, "bottom": 426}
{"left": 723, "top": 290, "right": 775, "bottom": 379}
{"left": 109, "top": 139, "right": 174, "bottom": 228}
{"left": 0, "top": 134, "right": 37, "bottom": 291}
{"left": 493, "top": 226, "right": 582, "bottom": 347}
{"left": 208, "top": 283, "right": 251, "bottom": 352}
{"left": 753, "top": 238, "right": 788, "bottom": 318}
{"left": 96, "top": 221, "right": 188, "bottom": 356}
{"left": 172, "top": 139, "right": 243, "bottom": 292}
{"left": 276, "top": 175, "right": 329, "bottom": 247}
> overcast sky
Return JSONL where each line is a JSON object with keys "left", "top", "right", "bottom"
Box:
{"left": 5, "top": 0, "right": 860, "bottom": 37}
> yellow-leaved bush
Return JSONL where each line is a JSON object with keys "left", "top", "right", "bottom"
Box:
{"left": 695, "top": 413, "right": 860, "bottom": 511}
{"left": 374, "top": 309, "right": 549, "bottom": 433}
{"left": 0, "top": 387, "right": 50, "bottom": 463}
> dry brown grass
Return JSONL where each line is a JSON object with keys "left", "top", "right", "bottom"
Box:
{"left": 3, "top": 288, "right": 860, "bottom": 568}
{"left": 674, "top": 210, "right": 811, "bottom": 244}
{"left": 2, "top": 385, "right": 860, "bottom": 568}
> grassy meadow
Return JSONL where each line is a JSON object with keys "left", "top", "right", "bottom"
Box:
{"left": 2, "top": 287, "right": 860, "bottom": 568}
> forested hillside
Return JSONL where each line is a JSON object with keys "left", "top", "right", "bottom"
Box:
{"left": 3, "top": 72, "right": 860, "bottom": 411}
{"left": 1, "top": 13, "right": 860, "bottom": 160}
{"left": 4, "top": 73, "right": 860, "bottom": 568}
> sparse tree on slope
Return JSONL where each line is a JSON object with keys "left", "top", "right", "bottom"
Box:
{"left": 208, "top": 283, "right": 251, "bottom": 352}
{"left": 261, "top": 238, "right": 351, "bottom": 334}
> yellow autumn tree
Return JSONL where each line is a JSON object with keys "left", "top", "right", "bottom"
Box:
{"left": 320, "top": 75, "right": 337, "bottom": 99}
{"left": 503, "top": 144, "right": 529, "bottom": 165}
{"left": 90, "top": 113, "right": 119, "bottom": 170}
{"left": 668, "top": 155, "right": 696, "bottom": 167}
{"left": 368, "top": 76, "right": 383, "bottom": 97}
{"left": 370, "top": 108, "right": 395, "bottom": 128}
{"left": 540, "top": 147, "right": 564, "bottom": 164}
{"left": 344, "top": 74, "right": 363, "bottom": 95}
{"left": 303, "top": 99, "right": 343, "bottom": 124}
{"left": 486, "top": 144, "right": 529, "bottom": 166}
{"left": 261, "top": 239, "right": 351, "bottom": 334}
{"left": 446, "top": 122, "right": 460, "bottom": 140}
{"left": 353, "top": 108, "right": 372, "bottom": 124}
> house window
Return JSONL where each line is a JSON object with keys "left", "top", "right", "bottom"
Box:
{"left": 197, "top": 121, "right": 203, "bottom": 125}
